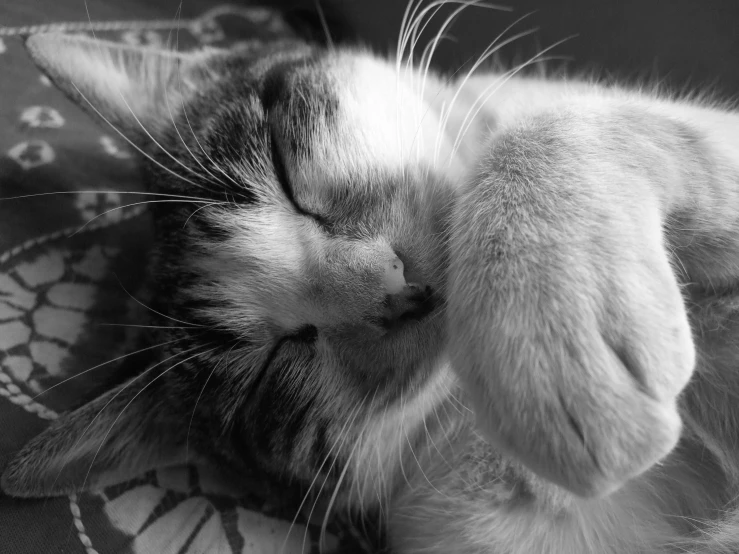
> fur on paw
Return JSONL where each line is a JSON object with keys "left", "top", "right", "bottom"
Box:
{"left": 447, "top": 116, "right": 696, "bottom": 498}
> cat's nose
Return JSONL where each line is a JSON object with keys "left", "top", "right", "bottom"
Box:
{"left": 381, "top": 283, "right": 438, "bottom": 329}
{"left": 383, "top": 256, "right": 407, "bottom": 294}
{"left": 382, "top": 256, "right": 425, "bottom": 295}
{"left": 379, "top": 255, "right": 438, "bottom": 327}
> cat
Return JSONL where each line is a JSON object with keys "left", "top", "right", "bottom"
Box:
{"left": 2, "top": 7, "right": 739, "bottom": 554}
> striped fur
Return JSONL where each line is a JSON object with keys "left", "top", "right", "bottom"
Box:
{"left": 3, "top": 28, "right": 739, "bottom": 554}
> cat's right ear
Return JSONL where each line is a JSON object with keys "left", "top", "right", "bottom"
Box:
{"left": 24, "top": 33, "right": 221, "bottom": 145}
{"left": 1, "top": 373, "right": 196, "bottom": 498}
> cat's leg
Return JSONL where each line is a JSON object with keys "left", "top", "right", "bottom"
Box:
{"left": 447, "top": 92, "right": 739, "bottom": 498}
{"left": 392, "top": 93, "right": 739, "bottom": 554}
{"left": 388, "top": 422, "right": 690, "bottom": 554}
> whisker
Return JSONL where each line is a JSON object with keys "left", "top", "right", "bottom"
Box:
{"left": 418, "top": 32, "right": 454, "bottom": 85}
{"left": 112, "top": 272, "right": 204, "bottom": 328}
{"left": 366, "top": 397, "right": 391, "bottom": 535}
{"left": 47, "top": 342, "right": 201, "bottom": 495}
{"left": 95, "top": 323, "right": 196, "bottom": 329}
{"left": 395, "top": 0, "right": 422, "bottom": 170}
{"left": 79, "top": 346, "right": 216, "bottom": 493}
{"left": 320, "top": 393, "right": 376, "bottom": 553}
{"left": 319, "top": 457, "right": 352, "bottom": 553}
{"left": 378, "top": 401, "right": 391, "bottom": 517}
{"left": 314, "top": 0, "right": 334, "bottom": 52}
{"left": 345, "top": 387, "right": 380, "bottom": 531}
{"left": 67, "top": 199, "right": 223, "bottom": 237}
{"left": 108, "top": 89, "right": 221, "bottom": 195}
{"left": 298, "top": 396, "right": 368, "bottom": 554}
{"left": 402, "top": 2, "right": 522, "bottom": 164}
{"left": 438, "top": 380, "right": 471, "bottom": 415}
{"left": 418, "top": 0, "right": 511, "bottom": 100}
{"left": 429, "top": 53, "right": 489, "bottom": 165}
{"left": 436, "top": 15, "right": 538, "bottom": 152}
{"left": 404, "top": 0, "right": 454, "bottom": 72}
{"left": 409, "top": 2, "right": 447, "bottom": 68}
{"left": 182, "top": 201, "right": 230, "bottom": 229}
{"left": 405, "top": 0, "right": 448, "bottom": 158}
{"left": 404, "top": 0, "right": 440, "bottom": 158}
{"left": 281, "top": 399, "right": 365, "bottom": 554}
{"left": 160, "top": 3, "right": 231, "bottom": 192}
{"left": 0, "top": 190, "right": 217, "bottom": 202}
{"left": 177, "top": 100, "right": 242, "bottom": 190}
{"left": 185, "top": 341, "right": 238, "bottom": 465}
{"left": 449, "top": 55, "right": 568, "bottom": 163}
{"left": 402, "top": 403, "right": 448, "bottom": 498}
{"left": 434, "top": 392, "right": 462, "bottom": 457}
{"left": 403, "top": 0, "right": 434, "bottom": 151}
{"left": 31, "top": 336, "right": 186, "bottom": 399}
{"left": 421, "top": 393, "right": 453, "bottom": 470}
{"left": 425, "top": 383, "right": 481, "bottom": 491}
{"left": 405, "top": 0, "right": 510, "bottom": 92}
{"left": 70, "top": 81, "right": 212, "bottom": 193}
{"left": 172, "top": 26, "right": 243, "bottom": 192}
{"left": 396, "top": 0, "right": 421, "bottom": 77}
{"left": 396, "top": 391, "right": 414, "bottom": 494}
{"left": 77, "top": 2, "right": 215, "bottom": 195}
{"left": 84, "top": 8, "right": 220, "bottom": 195}
{"left": 449, "top": 37, "right": 575, "bottom": 161}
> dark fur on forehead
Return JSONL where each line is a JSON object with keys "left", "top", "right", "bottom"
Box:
{"left": 262, "top": 56, "right": 339, "bottom": 159}
{"left": 4, "top": 33, "right": 451, "bottom": 517}
{"left": 140, "top": 41, "right": 318, "bottom": 203}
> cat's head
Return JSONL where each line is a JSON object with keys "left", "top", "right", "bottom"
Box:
{"left": 1, "top": 33, "right": 463, "bottom": 502}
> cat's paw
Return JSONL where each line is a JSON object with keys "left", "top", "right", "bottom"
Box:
{"left": 446, "top": 124, "right": 696, "bottom": 498}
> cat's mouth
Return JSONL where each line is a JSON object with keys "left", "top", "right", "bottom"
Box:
{"left": 379, "top": 285, "right": 442, "bottom": 330}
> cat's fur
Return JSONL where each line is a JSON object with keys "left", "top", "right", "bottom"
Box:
{"left": 2, "top": 16, "right": 739, "bottom": 554}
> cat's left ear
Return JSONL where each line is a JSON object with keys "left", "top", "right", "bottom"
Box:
{"left": 1, "top": 376, "right": 195, "bottom": 498}
{"left": 24, "top": 33, "right": 221, "bottom": 144}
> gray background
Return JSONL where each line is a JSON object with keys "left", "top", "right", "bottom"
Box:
{"left": 296, "top": 0, "right": 739, "bottom": 98}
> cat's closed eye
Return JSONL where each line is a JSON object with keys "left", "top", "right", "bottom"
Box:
{"left": 269, "top": 129, "right": 322, "bottom": 222}
{"left": 6, "top": 15, "right": 739, "bottom": 554}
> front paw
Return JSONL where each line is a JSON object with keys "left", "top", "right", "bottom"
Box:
{"left": 446, "top": 128, "right": 696, "bottom": 498}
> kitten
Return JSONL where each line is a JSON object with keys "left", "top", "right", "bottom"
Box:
{"left": 3, "top": 18, "right": 739, "bottom": 554}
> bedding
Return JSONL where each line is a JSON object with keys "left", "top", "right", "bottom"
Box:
{"left": 0, "top": 2, "right": 372, "bottom": 552}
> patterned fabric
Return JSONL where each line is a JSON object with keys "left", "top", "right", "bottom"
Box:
{"left": 0, "top": 3, "right": 373, "bottom": 553}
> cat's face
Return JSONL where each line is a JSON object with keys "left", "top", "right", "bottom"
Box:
{"left": 1, "top": 34, "right": 464, "bottom": 500}
{"left": 154, "top": 40, "right": 458, "bottom": 479}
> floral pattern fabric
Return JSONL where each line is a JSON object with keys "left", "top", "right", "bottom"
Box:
{"left": 0, "top": 3, "right": 372, "bottom": 553}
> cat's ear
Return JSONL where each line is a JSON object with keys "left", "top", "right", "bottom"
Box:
{"left": 24, "top": 33, "right": 220, "bottom": 145}
{"left": 1, "top": 376, "right": 194, "bottom": 498}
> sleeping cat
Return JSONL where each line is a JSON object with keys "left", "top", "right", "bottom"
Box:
{"left": 2, "top": 8, "right": 739, "bottom": 554}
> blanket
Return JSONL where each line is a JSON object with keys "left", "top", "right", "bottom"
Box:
{"left": 0, "top": 2, "right": 372, "bottom": 553}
